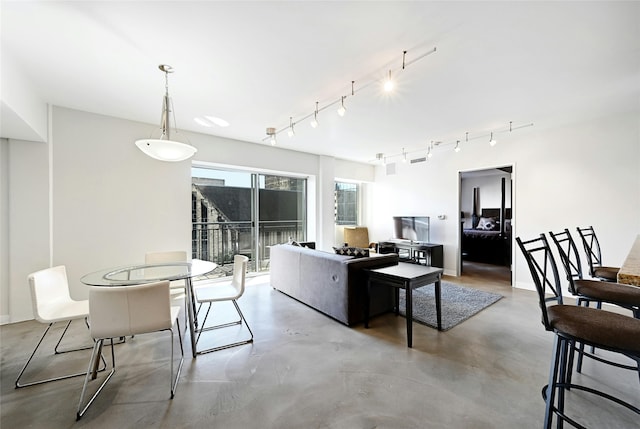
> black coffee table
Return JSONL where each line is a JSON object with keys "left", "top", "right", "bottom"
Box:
{"left": 365, "top": 263, "right": 444, "bottom": 347}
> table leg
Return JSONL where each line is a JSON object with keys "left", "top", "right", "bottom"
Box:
{"left": 405, "top": 281, "right": 413, "bottom": 348}
{"left": 394, "top": 288, "right": 400, "bottom": 315}
{"left": 435, "top": 276, "right": 442, "bottom": 331}
{"left": 186, "top": 277, "right": 197, "bottom": 358}
{"left": 90, "top": 339, "right": 104, "bottom": 380}
{"left": 364, "top": 277, "right": 371, "bottom": 329}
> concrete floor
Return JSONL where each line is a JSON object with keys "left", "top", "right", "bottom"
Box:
{"left": 1, "top": 262, "right": 638, "bottom": 428}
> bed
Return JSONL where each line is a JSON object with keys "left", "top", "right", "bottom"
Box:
{"left": 462, "top": 208, "right": 511, "bottom": 266}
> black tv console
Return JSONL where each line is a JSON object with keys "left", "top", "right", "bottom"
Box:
{"left": 378, "top": 240, "right": 444, "bottom": 268}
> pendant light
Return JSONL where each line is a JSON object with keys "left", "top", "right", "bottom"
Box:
{"left": 135, "top": 65, "right": 198, "bottom": 162}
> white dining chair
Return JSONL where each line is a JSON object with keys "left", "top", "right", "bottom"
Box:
{"left": 194, "top": 254, "right": 253, "bottom": 354}
{"left": 76, "top": 280, "right": 183, "bottom": 420}
{"left": 145, "top": 250, "right": 188, "bottom": 291}
{"left": 16, "top": 265, "right": 102, "bottom": 388}
{"left": 145, "top": 250, "right": 191, "bottom": 328}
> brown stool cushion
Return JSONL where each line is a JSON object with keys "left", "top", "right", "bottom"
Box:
{"left": 575, "top": 279, "right": 640, "bottom": 308}
{"left": 548, "top": 305, "right": 640, "bottom": 354}
{"left": 593, "top": 266, "right": 619, "bottom": 281}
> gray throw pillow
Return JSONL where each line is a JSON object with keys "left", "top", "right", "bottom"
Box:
{"left": 332, "top": 246, "right": 370, "bottom": 258}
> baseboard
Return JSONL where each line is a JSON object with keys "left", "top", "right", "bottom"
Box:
{"left": 443, "top": 268, "right": 456, "bottom": 277}
{"left": 514, "top": 281, "right": 535, "bottom": 291}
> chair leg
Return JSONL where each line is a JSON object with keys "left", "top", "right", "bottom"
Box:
{"left": 170, "top": 319, "right": 185, "bottom": 399}
{"left": 77, "top": 339, "right": 116, "bottom": 420}
{"left": 565, "top": 340, "right": 575, "bottom": 390}
{"left": 556, "top": 338, "right": 571, "bottom": 429}
{"left": 15, "top": 320, "right": 103, "bottom": 388}
{"left": 195, "top": 300, "right": 254, "bottom": 355}
{"left": 544, "top": 335, "right": 563, "bottom": 429}
{"left": 195, "top": 302, "right": 242, "bottom": 340}
{"left": 233, "top": 300, "right": 254, "bottom": 341}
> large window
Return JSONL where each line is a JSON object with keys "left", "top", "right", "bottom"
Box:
{"left": 192, "top": 167, "right": 307, "bottom": 274}
{"left": 335, "top": 181, "right": 359, "bottom": 225}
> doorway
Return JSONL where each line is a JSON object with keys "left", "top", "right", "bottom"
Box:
{"left": 459, "top": 166, "right": 513, "bottom": 286}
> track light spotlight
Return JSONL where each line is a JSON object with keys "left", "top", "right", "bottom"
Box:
{"left": 337, "top": 96, "right": 346, "bottom": 117}
{"left": 489, "top": 132, "right": 497, "bottom": 146}
{"left": 310, "top": 102, "right": 319, "bottom": 128}
{"left": 384, "top": 70, "right": 394, "bottom": 92}
{"left": 288, "top": 117, "right": 295, "bottom": 138}
{"left": 266, "top": 127, "right": 277, "bottom": 146}
{"left": 402, "top": 147, "right": 407, "bottom": 163}
{"left": 454, "top": 140, "right": 461, "bottom": 152}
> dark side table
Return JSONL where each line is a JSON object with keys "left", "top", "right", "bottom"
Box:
{"left": 364, "top": 263, "right": 444, "bottom": 347}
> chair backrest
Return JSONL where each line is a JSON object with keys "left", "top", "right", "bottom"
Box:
{"left": 145, "top": 250, "right": 188, "bottom": 264}
{"left": 576, "top": 226, "right": 603, "bottom": 277}
{"left": 89, "top": 280, "right": 172, "bottom": 340}
{"left": 27, "top": 265, "right": 75, "bottom": 323}
{"left": 549, "top": 229, "right": 584, "bottom": 295}
{"left": 343, "top": 227, "right": 370, "bottom": 248}
{"left": 516, "top": 234, "right": 564, "bottom": 331}
{"left": 230, "top": 255, "right": 248, "bottom": 296}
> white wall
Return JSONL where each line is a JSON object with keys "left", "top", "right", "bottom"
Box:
{"left": 7, "top": 137, "right": 50, "bottom": 322}
{"left": 0, "top": 138, "right": 10, "bottom": 323}
{"left": 0, "top": 49, "right": 47, "bottom": 142}
{"left": 366, "top": 111, "right": 640, "bottom": 284}
{"left": 2, "top": 106, "right": 374, "bottom": 323}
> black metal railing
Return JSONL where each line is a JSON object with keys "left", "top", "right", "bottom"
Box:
{"left": 192, "top": 220, "right": 305, "bottom": 273}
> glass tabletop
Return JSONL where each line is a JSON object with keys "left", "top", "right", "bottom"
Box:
{"left": 81, "top": 259, "right": 217, "bottom": 286}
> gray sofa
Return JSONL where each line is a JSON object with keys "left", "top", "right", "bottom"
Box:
{"left": 270, "top": 243, "right": 399, "bottom": 326}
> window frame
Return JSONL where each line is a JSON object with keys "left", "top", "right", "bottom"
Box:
{"left": 334, "top": 181, "right": 359, "bottom": 226}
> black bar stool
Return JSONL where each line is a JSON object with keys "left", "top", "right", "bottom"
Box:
{"left": 576, "top": 226, "right": 620, "bottom": 282}
{"left": 516, "top": 233, "right": 640, "bottom": 428}
{"left": 550, "top": 228, "right": 640, "bottom": 377}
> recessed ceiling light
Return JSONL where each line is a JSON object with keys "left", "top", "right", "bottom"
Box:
{"left": 205, "top": 116, "right": 230, "bottom": 127}
{"left": 193, "top": 115, "right": 230, "bottom": 128}
{"left": 194, "top": 117, "right": 212, "bottom": 127}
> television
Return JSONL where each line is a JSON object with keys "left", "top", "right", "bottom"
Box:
{"left": 392, "top": 216, "right": 430, "bottom": 243}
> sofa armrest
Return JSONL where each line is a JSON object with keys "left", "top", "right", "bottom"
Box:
{"left": 344, "top": 253, "right": 399, "bottom": 325}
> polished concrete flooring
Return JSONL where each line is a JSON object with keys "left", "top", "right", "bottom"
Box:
{"left": 1, "top": 262, "right": 638, "bottom": 428}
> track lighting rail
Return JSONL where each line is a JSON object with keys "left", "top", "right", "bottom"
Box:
{"left": 372, "top": 121, "right": 534, "bottom": 164}
{"left": 263, "top": 47, "right": 437, "bottom": 143}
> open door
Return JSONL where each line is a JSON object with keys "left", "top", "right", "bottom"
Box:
{"left": 459, "top": 166, "right": 513, "bottom": 286}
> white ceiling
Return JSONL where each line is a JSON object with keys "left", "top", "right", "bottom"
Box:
{"left": 2, "top": 1, "right": 638, "bottom": 163}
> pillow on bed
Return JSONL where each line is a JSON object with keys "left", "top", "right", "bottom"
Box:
{"left": 476, "top": 217, "right": 498, "bottom": 231}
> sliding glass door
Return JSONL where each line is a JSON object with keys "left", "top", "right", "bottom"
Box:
{"left": 192, "top": 167, "right": 306, "bottom": 274}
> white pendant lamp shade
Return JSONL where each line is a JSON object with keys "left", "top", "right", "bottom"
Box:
{"left": 135, "top": 138, "right": 197, "bottom": 162}
{"left": 135, "top": 64, "right": 197, "bottom": 162}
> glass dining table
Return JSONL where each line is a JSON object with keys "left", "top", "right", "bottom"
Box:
{"left": 81, "top": 259, "right": 217, "bottom": 358}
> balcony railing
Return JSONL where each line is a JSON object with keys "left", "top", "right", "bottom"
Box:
{"left": 192, "top": 220, "right": 305, "bottom": 274}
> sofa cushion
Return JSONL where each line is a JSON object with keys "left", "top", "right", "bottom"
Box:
{"left": 332, "top": 246, "right": 370, "bottom": 258}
